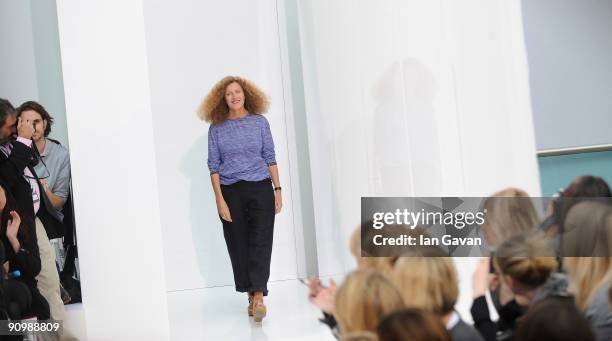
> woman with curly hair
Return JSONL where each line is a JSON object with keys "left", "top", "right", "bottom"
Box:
{"left": 199, "top": 76, "right": 282, "bottom": 322}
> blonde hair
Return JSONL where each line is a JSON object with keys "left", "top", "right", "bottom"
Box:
{"left": 392, "top": 257, "right": 458, "bottom": 315}
{"left": 340, "top": 331, "right": 379, "bottom": 341}
{"left": 482, "top": 188, "right": 539, "bottom": 248}
{"left": 563, "top": 201, "right": 612, "bottom": 310}
{"left": 198, "top": 76, "right": 269, "bottom": 124}
{"left": 350, "top": 226, "right": 396, "bottom": 275}
{"left": 335, "top": 270, "right": 405, "bottom": 334}
{"left": 494, "top": 232, "right": 557, "bottom": 292}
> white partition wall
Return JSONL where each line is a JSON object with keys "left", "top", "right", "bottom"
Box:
{"left": 55, "top": 2, "right": 170, "bottom": 340}
{"left": 295, "top": 0, "right": 540, "bottom": 279}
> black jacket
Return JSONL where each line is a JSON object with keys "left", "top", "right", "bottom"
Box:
{"left": 0, "top": 139, "right": 64, "bottom": 239}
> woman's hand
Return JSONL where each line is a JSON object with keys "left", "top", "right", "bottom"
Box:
{"left": 6, "top": 211, "right": 20, "bottom": 241}
{"left": 307, "top": 278, "right": 323, "bottom": 299}
{"left": 216, "top": 198, "right": 232, "bottom": 222}
{"left": 6, "top": 211, "right": 21, "bottom": 253}
{"left": 309, "top": 279, "right": 337, "bottom": 315}
{"left": 274, "top": 190, "right": 282, "bottom": 214}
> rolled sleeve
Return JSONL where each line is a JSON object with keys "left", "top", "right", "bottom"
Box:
{"left": 207, "top": 126, "right": 221, "bottom": 175}
{"left": 52, "top": 151, "right": 71, "bottom": 198}
{"left": 261, "top": 117, "right": 276, "bottom": 166}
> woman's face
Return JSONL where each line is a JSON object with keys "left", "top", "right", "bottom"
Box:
{"left": 225, "top": 82, "right": 245, "bottom": 111}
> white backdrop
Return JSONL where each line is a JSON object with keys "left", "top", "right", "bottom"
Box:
{"left": 142, "top": 0, "right": 301, "bottom": 291}
{"left": 296, "top": 0, "right": 541, "bottom": 319}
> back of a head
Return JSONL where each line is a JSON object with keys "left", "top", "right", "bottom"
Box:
{"left": 0, "top": 98, "right": 15, "bottom": 126}
{"left": 565, "top": 175, "right": 612, "bottom": 198}
{"left": 352, "top": 224, "right": 418, "bottom": 274}
{"left": 555, "top": 175, "right": 612, "bottom": 231}
{"left": 563, "top": 201, "right": 612, "bottom": 310}
{"left": 494, "top": 231, "right": 557, "bottom": 289}
{"left": 335, "top": 270, "right": 405, "bottom": 335}
{"left": 340, "top": 331, "right": 379, "bottom": 341}
{"left": 562, "top": 200, "right": 612, "bottom": 257}
{"left": 515, "top": 296, "right": 595, "bottom": 341}
{"left": 377, "top": 308, "right": 451, "bottom": 341}
{"left": 482, "top": 187, "right": 539, "bottom": 249}
{"left": 392, "top": 257, "right": 458, "bottom": 315}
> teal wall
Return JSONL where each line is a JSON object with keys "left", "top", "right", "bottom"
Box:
{"left": 538, "top": 151, "right": 612, "bottom": 196}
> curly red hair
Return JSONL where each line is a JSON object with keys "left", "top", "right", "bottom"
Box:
{"left": 198, "top": 76, "right": 270, "bottom": 124}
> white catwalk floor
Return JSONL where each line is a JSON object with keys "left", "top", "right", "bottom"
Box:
{"left": 166, "top": 279, "right": 337, "bottom": 341}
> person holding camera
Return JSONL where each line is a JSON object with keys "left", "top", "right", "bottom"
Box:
{"left": 199, "top": 76, "right": 282, "bottom": 322}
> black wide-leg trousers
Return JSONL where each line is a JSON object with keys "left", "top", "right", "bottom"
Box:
{"left": 220, "top": 179, "right": 275, "bottom": 296}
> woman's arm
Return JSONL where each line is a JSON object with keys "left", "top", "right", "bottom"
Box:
{"left": 269, "top": 165, "right": 282, "bottom": 214}
{"left": 211, "top": 173, "right": 232, "bottom": 222}
{"left": 261, "top": 117, "right": 282, "bottom": 213}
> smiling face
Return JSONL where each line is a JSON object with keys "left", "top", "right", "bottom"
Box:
{"left": 224, "top": 81, "right": 246, "bottom": 112}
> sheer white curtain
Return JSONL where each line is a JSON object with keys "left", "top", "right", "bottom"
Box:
{"left": 293, "top": 0, "right": 541, "bottom": 319}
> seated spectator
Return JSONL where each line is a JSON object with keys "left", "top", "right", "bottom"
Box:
{"left": 335, "top": 270, "right": 405, "bottom": 336}
{"left": 480, "top": 188, "right": 539, "bottom": 251}
{"left": 16, "top": 101, "right": 71, "bottom": 223}
{"left": 471, "top": 231, "right": 562, "bottom": 341}
{"left": 377, "top": 308, "right": 451, "bottom": 341}
{"left": 308, "top": 224, "right": 413, "bottom": 337}
{"left": 392, "top": 256, "right": 484, "bottom": 341}
{"left": 0, "top": 181, "right": 50, "bottom": 320}
{"left": 339, "top": 331, "right": 378, "bottom": 341}
{"left": 562, "top": 201, "right": 612, "bottom": 341}
{"left": 17, "top": 101, "right": 73, "bottom": 304}
{"left": 514, "top": 296, "right": 595, "bottom": 341}
{"left": 541, "top": 175, "right": 612, "bottom": 237}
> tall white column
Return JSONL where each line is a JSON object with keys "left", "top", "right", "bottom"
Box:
{"left": 55, "top": 2, "right": 170, "bottom": 340}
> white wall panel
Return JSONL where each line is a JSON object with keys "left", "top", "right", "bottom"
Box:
{"left": 55, "top": 1, "right": 170, "bottom": 339}
{"left": 296, "top": 1, "right": 541, "bottom": 316}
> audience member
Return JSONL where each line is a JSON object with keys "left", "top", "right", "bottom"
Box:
{"left": 514, "top": 296, "right": 595, "bottom": 341}
{"left": 17, "top": 101, "right": 72, "bottom": 304}
{"left": 392, "top": 256, "right": 484, "bottom": 341}
{"left": 0, "top": 98, "right": 71, "bottom": 339}
{"left": 480, "top": 188, "right": 539, "bottom": 251}
{"left": 335, "top": 270, "right": 404, "bottom": 336}
{"left": 471, "top": 231, "right": 560, "bottom": 341}
{"left": 339, "top": 331, "right": 378, "bottom": 341}
{"left": 562, "top": 201, "right": 612, "bottom": 341}
{"left": 0, "top": 181, "right": 51, "bottom": 320}
{"left": 377, "top": 308, "right": 451, "bottom": 341}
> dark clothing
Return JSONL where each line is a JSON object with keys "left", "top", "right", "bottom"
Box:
{"left": 471, "top": 296, "right": 523, "bottom": 341}
{"left": 0, "top": 139, "right": 64, "bottom": 239}
{"left": 586, "top": 284, "right": 612, "bottom": 341}
{"left": 319, "top": 312, "right": 340, "bottom": 339}
{"left": 220, "top": 179, "right": 275, "bottom": 296}
{"left": 451, "top": 319, "right": 487, "bottom": 341}
{"left": 470, "top": 273, "right": 568, "bottom": 341}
